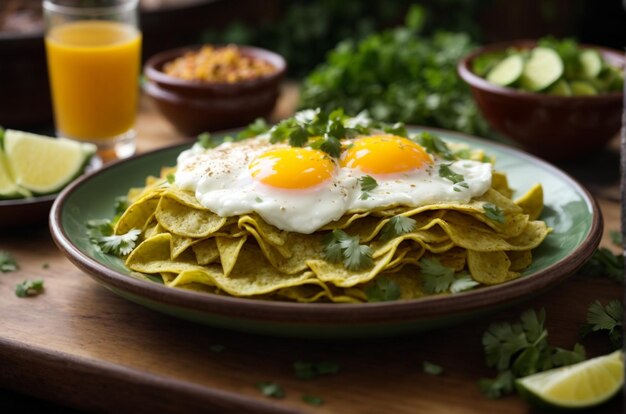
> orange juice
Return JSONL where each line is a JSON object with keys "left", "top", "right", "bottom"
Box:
{"left": 45, "top": 21, "right": 141, "bottom": 141}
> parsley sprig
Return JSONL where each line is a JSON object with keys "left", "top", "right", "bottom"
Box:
{"left": 419, "top": 258, "right": 479, "bottom": 294}
{"left": 581, "top": 300, "right": 623, "bottom": 349}
{"left": 322, "top": 229, "right": 373, "bottom": 271}
{"left": 0, "top": 250, "right": 18, "bottom": 273}
{"left": 479, "top": 308, "right": 586, "bottom": 399}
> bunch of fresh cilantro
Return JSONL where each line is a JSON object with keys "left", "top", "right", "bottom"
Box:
{"left": 299, "top": 6, "right": 490, "bottom": 137}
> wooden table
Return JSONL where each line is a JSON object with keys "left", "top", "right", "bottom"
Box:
{"left": 0, "top": 86, "right": 623, "bottom": 413}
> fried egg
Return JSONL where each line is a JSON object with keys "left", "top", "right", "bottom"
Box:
{"left": 175, "top": 134, "right": 492, "bottom": 233}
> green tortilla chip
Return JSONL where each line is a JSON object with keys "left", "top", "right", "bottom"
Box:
{"left": 156, "top": 195, "right": 228, "bottom": 238}
{"left": 467, "top": 249, "right": 519, "bottom": 285}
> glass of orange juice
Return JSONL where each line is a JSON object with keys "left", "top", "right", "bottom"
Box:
{"left": 44, "top": 0, "right": 141, "bottom": 160}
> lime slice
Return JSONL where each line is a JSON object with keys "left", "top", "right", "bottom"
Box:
{"left": 516, "top": 350, "right": 624, "bottom": 410}
{"left": 486, "top": 54, "right": 524, "bottom": 86}
{"left": 4, "top": 130, "right": 96, "bottom": 195}
{"left": 521, "top": 47, "right": 564, "bottom": 91}
{"left": 548, "top": 79, "right": 572, "bottom": 96}
{"left": 579, "top": 49, "right": 603, "bottom": 79}
{"left": 570, "top": 81, "right": 598, "bottom": 96}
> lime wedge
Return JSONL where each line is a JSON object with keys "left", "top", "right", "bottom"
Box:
{"left": 570, "top": 81, "right": 598, "bottom": 96}
{"left": 579, "top": 49, "right": 603, "bottom": 79}
{"left": 521, "top": 47, "right": 564, "bottom": 91}
{"left": 4, "top": 130, "right": 96, "bottom": 195}
{"left": 0, "top": 149, "right": 25, "bottom": 199}
{"left": 516, "top": 350, "right": 624, "bottom": 410}
{"left": 548, "top": 79, "right": 572, "bottom": 96}
{"left": 486, "top": 54, "right": 524, "bottom": 86}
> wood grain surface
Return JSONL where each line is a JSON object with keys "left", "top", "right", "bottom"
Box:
{"left": 0, "top": 84, "right": 623, "bottom": 413}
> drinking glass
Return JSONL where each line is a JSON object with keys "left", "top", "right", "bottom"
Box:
{"left": 44, "top": 0, "right": 141, "bottom": 160}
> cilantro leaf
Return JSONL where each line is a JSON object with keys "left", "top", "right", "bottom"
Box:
{"left": 0, "top": 250, "right": 18, "bottom": 273}
{"left": 581, "top": 247, "right": 624, "bottom": 283}
{"left": 417, "top": 132, "right": 454, "bottom": 160}
{"left": 438, "top": 164, "right": 467, "bottom": 191}
{"left": 551, "top": 343, "right": 586, "bottom": 366}
{"left": 483, "top": 203, "right": 505, "bottom": 224}
{"left": 581, "top": 300, "right": 623, "bottom": 349}
{"left": 166, "top": 173, "right": 175, "bottom": 185}
{"left": 449, "top": 275, "right": 480, "bottom": 293}
{"left": 256, "top": 382, "right": 285, "bottom": 399}
{"left": 365, "top": 277, "right": 401, "bottom": 302}
{"left": 423, "top": 361, "right": 443, "bottom": 375}
{"left": 358, "top": 175, "right": 378, "bottom": 199}
{"left": 419, "top": 258, "right": 477, "bottom": 294}
{"left": 319, "top": 134, "right": 341, "bottom": 157}
{"left": 302, "top": 395, "right": 324, "bottom": 406}
{"left": 293, "top": 361, "right": 339, "bottom": 379}
{"left": 322, "top": 230, "right": 373, "bottom": 271}
{"left": 96, "top": 229, "right": 141, "bottom": 256}
{"left": 237, "top": 118, "right": 269, "bottom": 139}
{"left": 15, "top": 279, "right": 44, "bottom": 298}
{"left": 86, "top": 219, "right": 114, "bottom": 238}
{"left": 379, "top": 216, "right": 416, "bottom": 241}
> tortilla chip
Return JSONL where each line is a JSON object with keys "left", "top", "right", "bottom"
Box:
{"left": 192, "top": 238, "right": 220, "bottom": 265}
{"left": 126, "top": 233, "right": 202, "bottom": 274}
{"left": 491, "top": 171, "right": 514, "bottom": 198}
{"left": 306, "top": 248, "right": 396, "bottom": 288}
{"left": 115, "top": 193, "right": 160, "bottom": 234}
{"left": 515, "top": 184, "right": 544, "bottom": 221}
{"left": 156, "top": 196, "right": 227, "bottom": 238}
{"left": 467, "top": 250, "right": 519, "bottom": 285}
{"left": 216, "top": 236, "right": 247, "bottom": 277}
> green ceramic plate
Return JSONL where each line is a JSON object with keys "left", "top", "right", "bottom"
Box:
{"left": 49, "top": 128, "right": 602, "bottom": 338}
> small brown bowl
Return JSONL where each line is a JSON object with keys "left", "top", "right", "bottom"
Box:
{"left": 144, "top": 45, "right": 286, "bottom": 137}
{"left": 458, "top": 40, "right": 625, "bottom": 160}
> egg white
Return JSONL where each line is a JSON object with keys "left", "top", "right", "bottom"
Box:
{"left": 174, "top": 137, "right": 492, "bottom": 233}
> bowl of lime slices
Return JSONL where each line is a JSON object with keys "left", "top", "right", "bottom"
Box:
{"left": 0, "top": 129, "right": 96, "bottom": 228}
{"left": 458, "top": 38, "right": 624, "bottom": 161}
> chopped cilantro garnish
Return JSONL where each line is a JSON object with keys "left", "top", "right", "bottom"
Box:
{"left": 86, "top": 218, "right": 114, "bottom": 238}
{"left": 581, "top": 300, "right": 623, "bottom": 349}
{"left": 256, "top": 382, "right": 285, "bottom": 399}
{"left": 483, "top": 203, "right": 505, "bottom": 224}
{"left": 255, "top": 197, "right": 263, "bottom": 203}
{"left": 358, "top": 175, "right": 378, "bottom": 200}
{"left": 15, "top": 279, "right": 44, "bottom": 298}
{"left": 197, "top": 132, "right": 216, "bottom": 149}
{"left": 237, "top": 118, "right": 269, "bottom": 139}
{"left": 438, "top": 164, "right": 468, "bottom": 192}
{"left": 479, "top": 308, "right": 586, "bottom": 399}
{"left": 302, "top": 395, "right": 325, "bottom": 406}
{"left": 423, "top": 361, "right": 443, "bottom": 375}
{"left": 365, "top": 277, "right": 401, "bottom": 302}
{"left": 293, "top": 361, "right": 339, "bottom": 379}
{"left": 322, "top": 229, "right": 373, "bottom": 271}
{"left": 166, "top": 173, "right": 175, "bottom": 185}
{"left": 0, "top": 250, "right": 18, "bottom": 273}
{"left": 416, "top": 131, "right": 455, "bottom": 160}
{"left": 379, "top": 216, "right": 416, "bottom": 241}
{"left": 419, "top": 258, "right": 479, "bottom": 294}
{"left": 96, "top": 229, "right": 141, "bottom": 256}
{"left": 113, "top": 196, "right": 130, "bottom": 216}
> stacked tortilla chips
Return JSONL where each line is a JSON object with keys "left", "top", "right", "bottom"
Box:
{"left": 116, "top": 157, "right": 550, "bottom": 303}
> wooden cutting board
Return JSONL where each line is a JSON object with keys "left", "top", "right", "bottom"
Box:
{"left": 0, "top": 90, "right": 623, "bottom": 413}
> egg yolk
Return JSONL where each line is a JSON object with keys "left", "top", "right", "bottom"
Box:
{"left": 341, "top": 135, "right": 433, "bottom": 174}
{"left": 249, "top": 147, "right": 335, "bottom": 189}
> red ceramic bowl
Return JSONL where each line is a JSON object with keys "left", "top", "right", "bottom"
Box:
{"left": 458, "top": 40, "right": 625, "bottom": 160}
{"left": 144, "top": 45, "right": 286, "bottom": 137}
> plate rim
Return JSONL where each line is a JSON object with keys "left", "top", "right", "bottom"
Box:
{"left": 49, "top": 127, "right": 603, "bottom": 325}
